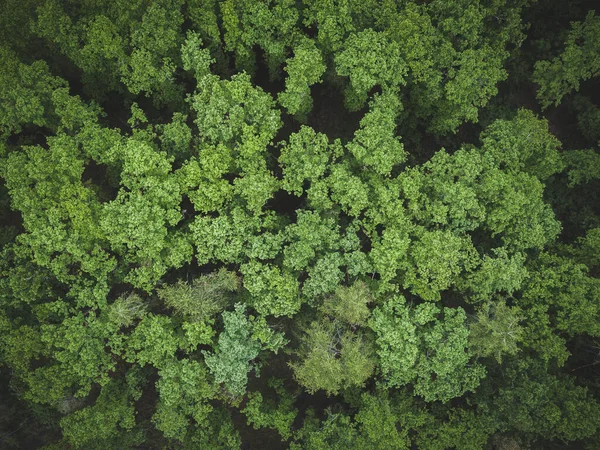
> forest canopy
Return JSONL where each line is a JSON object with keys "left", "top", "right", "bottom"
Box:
{"left": 1, "top": 0, "right": 600, "bottom": 449}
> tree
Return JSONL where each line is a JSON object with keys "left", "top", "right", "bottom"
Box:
{"left": 279, "top": 126, "right": 333, "bottom": 196}
{"left": 301, "top": 0, "right": 358, "bottom": 55}
{"left": 335, "top": 29, "right": 407, "bottom": 111}
{"left": 241, "top": 260, "right": 301, "bottom": 317}
{"left": 290, "top": 407, "right": 358, "bottom": 450}
{"left": 241, "top": 379, "right": 298, "bottom": 440}
{"left": 572, "top": 94, "right": 600, "bottom": 143}
{"left": 278, "top": 38, "right": 326, "bottom": 121}
{"left": 401, "top": 229, "right": 478, "bottom": 301}
{"left": 219, "top": 0, "right": 299, "bottom": 77}
{"left": 346, "top": 90, "right": 406, "bottom": 176}
{"left": 459, "top": 248, "right": 529, "bottom": 302}
{"left": 0, "top": 47, "right": 66, "bottom": 139}
{"left": 100, "top": 138, "right": 191, "bottom": 290}
{"left": 157, "top": 268, "right": 239, "bottom": 322}
{"left": 290, "top": 317, "right": 376, "bottom": 396}
{"left": 59, "top": 377, "right": 143, "bottom": 450}
{"left": 369, "top": 296, "right": 485, "bottom": 402}
{"left": 2, "top": 131, "right": 116, "bottom": 307}
{"left": 158, "top": 112, "right": 193, "bottom": 160}
{"left": 480, "top": 109, "right": 565, "bottom": 181}
{"left": 533, "top": 11, "right": 600, "bottom": 109}
{"left": 190, "top": 208, "right": 262, "bottom": 264}
{"left": 282, "top": 210, "right": 341, "bottom": 271}
{"left": 153, "top": 359, "right": 215, "bottom": 441}
{"left": 190, "top": 71, "right": 281, "bottom": 149}
{"left": 203, "top": 304, "right": 261, "bottom": 397}
{"left": 180, "top": 31, "right": 214, "bottom": 78}
{"left": 183, "top": 407, "right": 242, "bottom": 449}
{"left": 431, "top": 45, "right": 508, "bottom": 133}
{"left": 519, "top": 253, "right": 600, "bottom": 339}
{"left": 481, "top": 357, "right": 600, "bottom": 443}
{"left": 468, "top": 300, "right": 524, "bottom": 363}
{"left": 105, "top": 293, "right": 147, "bottom": 329}
{"left": 126, "top": 314, "right": 179, "bottom": 369}
{"left": 321, "top": 281, "right": 373, "bottom": 327}
{"left": 563, "top": 149, "right": 600, "bottom": 187}
{"left": 186, "top": 0, "right": 227, "bottom": 73}
{"left": 352, "top": 392, "right": 411, "bottom": 450}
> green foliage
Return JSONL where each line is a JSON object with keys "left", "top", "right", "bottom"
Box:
{"left": 533, "top": 11, "right": 600, "bottom": 108}
{"left": 126, "top": 314, "right": 179, "bottom": 369}
{"left": 399, "top": 149, "right": 487, "bottom": 232}
{"left": 432, "top": 45, "right": 508, "bottom": 133}
{"left": 0, "top": 53, "right": 59, "bottom": 140}
{"left": 2, "top": 132, "right": 115, "bottom": 306}
{"left": 283, "top": 210, "right": 341, "bottom": 271}
{"left": 572, "top": 94, "right": 600, "bottom": 142}
{"left": 177, "top": 146, "right": 235, "bottom": 214}
{"left": 346, "top": 90, "right": 406, "bottom": 176}
{"left": 157, "top": 268, "right": 239, "bottom": 321}
{"left": 335, "top": 29, "right": 407, "bottom": 110}
{"left": 520, "top": 253, "right": 600, "bottom": 338}
{"left": 469, "top": 300, "right": 524, "bottom": 363}
{"left": 290, "top": 317, "right": 376, "bottom": 395}
{"left": 480, "top": 109, "right": 565, "bottom": 181}
{"left": 186, "top": 0, "right": 225, "bottom": 70}
{"left": 60, "top": 378, "right": 143, "bottom": 449}
{"left": 101, "top": 138, "right": 191, "bottom": 290}
{"left": 460, "top": 248, "right": 529, "bottom": 302}
{"left": 219, "top": 0, "right": 299, "bottom": 77}
{"left": 290, "top": 408, "right": 358, "bottom": 450}
{"left": 0, "top": 47, "right": 66, "bottom": 138}
{"left": 40, "top": 313, "right": 117, "bottom": 398}
{"left": 241, "top": 379, "right": 297, "bottom": 439}
{"left": 415, "top": 408, "right": 497, "bottom": 450}
{"left": 278, "top": 38, "right": 326, "bottom": 121}
{"left": 352, "top": 391, "right": 430, "bottom": 450}
{"left": 399, "top": 141, "right": 562, "bottom": 252}
{"left": 375, "top": 0, "right": 524, "bottom": 134}
{"left": 190, "top": 208, "right": 262, "bottom": 264}
{"left": 203, "top": 304, "right": 261, "bottom": 397}
{"left": 570, "top": 227, "right": 600, "bottom": 269}
{"left": 105, "top": 294, "right": 147, "bottom": 329}
{"left": 302, "top": 252, "right": 346, "bottom": 298}
{"left": 370, "top": 297, "right": 485, "bottom": 402}
{"left": 279, "top": 126, "right": 332, "bottom": 196}
{"left": 249, "top": 315, "right": 289, "bottom": 354}
{"left": 486, "top": 358, "right": 600, "bottom": 442}
{"left": 191, "top": 72, "right": 281, "bottom": 148}
{"left": 153, "top": 359, "right": 215, "bottom": 441}
{"left": 1, "top": 321, "right": 50, "bottom": 387}
{"left": 181, "top": 31, "right": 214, "bottom": 78}
{"left": 159, "top": 112, "right": 192, "bottom": 159}
{"left": 321, "top": 281, "right": 373, "bottom": 326}
{"left": 353, "top": 396, "right": 409, "bottom": 449}
{"left": 241, "top": 260, "right": 301, "bottom": 317}
{"left": 183, "top": 407, "right": 242, "bottom": 449}
{"left": 563, "top": 149, "right": 600, "bottom": 187}
{"left": 121, "top": 0, "right": 185, "bottom": 101}
{"left": 301, "top": 0, "right": 356, "bottom": 54}
{"left": 2, "top": 2, "right": 600, "bottom": 448}
{"left": 402, "top": 230, "right": 478, "bottom": 301}
{"left": 327, "top": 163, "right": 370, "bottom": 217}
